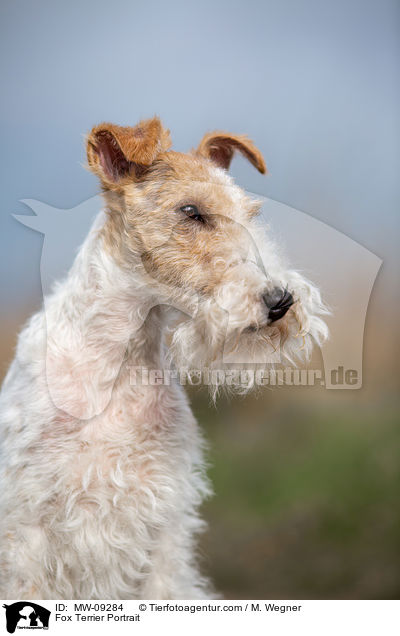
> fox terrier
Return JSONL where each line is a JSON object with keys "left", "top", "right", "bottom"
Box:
{"left": 0, "top": 117, "right": 328, "bottom": 599}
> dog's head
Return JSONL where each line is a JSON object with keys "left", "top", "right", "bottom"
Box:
{"left": 87, "top": 117, "right": 328, "bottom": 389}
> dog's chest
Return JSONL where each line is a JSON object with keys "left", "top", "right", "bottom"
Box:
{"left": 28, "top": 381, "right": 207, "bottom": 597}
{"left": 71, "top": 381, "right": 199, "bottom": 518}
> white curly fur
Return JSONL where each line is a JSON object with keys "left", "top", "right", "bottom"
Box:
{"left": 0, "top": 217, "right": 214, "bottom": 599}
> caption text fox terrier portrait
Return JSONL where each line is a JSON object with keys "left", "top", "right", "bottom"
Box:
{"left": 0, "top": 117, "right": 328, "bottom": 599}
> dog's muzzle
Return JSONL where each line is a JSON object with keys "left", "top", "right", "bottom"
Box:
{"left": 263, "top": 287, "right": 294, "bottom": 323}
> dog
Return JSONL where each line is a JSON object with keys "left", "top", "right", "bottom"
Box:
{"left": 0, "top": 117, "right": 328, "bottom": 599}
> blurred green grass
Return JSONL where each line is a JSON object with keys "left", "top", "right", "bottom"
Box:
{"left": 190, "top": 389, "right": 400, "bottom": 599}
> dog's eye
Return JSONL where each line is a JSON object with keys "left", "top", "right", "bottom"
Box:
{"left": 180, "top": 205, "right": 204, "bottom": 223}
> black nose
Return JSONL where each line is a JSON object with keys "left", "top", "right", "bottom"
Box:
{"left": 263, "top": 287, "right": 294, "bottom": 323}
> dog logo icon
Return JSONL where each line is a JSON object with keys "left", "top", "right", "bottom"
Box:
{"left": 2, "top": 603, "right": 50, "bottom": 633}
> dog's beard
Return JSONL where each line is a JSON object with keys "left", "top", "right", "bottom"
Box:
{"left": 167, "top": 287, "right": 329, "bottom": 399}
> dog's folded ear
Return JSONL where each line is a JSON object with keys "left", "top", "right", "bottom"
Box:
{"left": 86, "top": 117, "right": 171, "bottom": 186}
{"left": 196, "top": 131, "right": 266, "bottom": 174}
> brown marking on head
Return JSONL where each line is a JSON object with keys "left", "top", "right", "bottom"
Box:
{"left": 86, "top": 118, "right": 266, "bottom": 295}
{"left": 112, "top": 151, "right": 260, "bottom": 295}
{"left": 86, "top": 117, "right": 171, "bottom": 189}
{"left": 196, "top": 131, "right": 267, "bottom": 174}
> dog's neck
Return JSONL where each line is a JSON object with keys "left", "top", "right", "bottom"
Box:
{"left": 77, "top": 223, "right": 164, "bottom": 360}
{"left": 46, "top": 212, "right": 169, "bottom": 420}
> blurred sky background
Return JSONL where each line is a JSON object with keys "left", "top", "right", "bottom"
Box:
{"left": 0, "top": 0, "right": 399, "bottom": 598}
